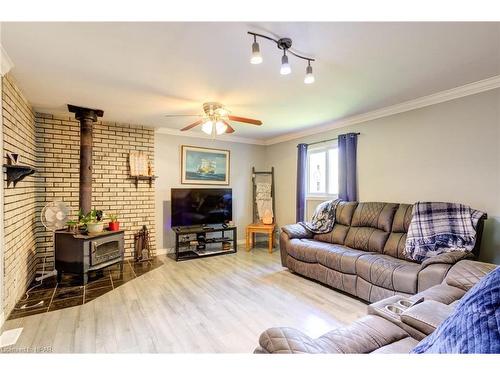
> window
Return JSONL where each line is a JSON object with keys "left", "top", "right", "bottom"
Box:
{"left": 307, "top": 145, "right": 339, "bottom": 197}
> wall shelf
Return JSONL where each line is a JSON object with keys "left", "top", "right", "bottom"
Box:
{"left": 129, "top": 175, "right": 157, "bottom": 188}
{"left": 3, "top": 164, "right": 36, "bottom": 187}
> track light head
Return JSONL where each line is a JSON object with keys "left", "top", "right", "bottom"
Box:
{"left": 280, "top": 51, "right": 291, "bottom": 75}
{"left": 251, "top": 42, "right": 263, "bottom": 64}
{"left": 304, "top": 62, "right": 315, "bottom": 84}
{"left": 250, "top": 35, "right": 263, "bottom": 65}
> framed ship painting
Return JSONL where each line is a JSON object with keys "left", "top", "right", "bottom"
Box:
{"left": 181, "top": 145, "right": 230, "bottom": 185}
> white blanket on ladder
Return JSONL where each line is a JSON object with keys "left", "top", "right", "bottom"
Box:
{"left": 256, "top": 182, "right": 273, "bottom": 220}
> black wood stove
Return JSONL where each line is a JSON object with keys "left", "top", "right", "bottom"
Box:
{"left": 55, "top": 229, "right": 125, "bottom": 284}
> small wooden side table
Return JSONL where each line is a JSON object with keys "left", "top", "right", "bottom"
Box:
{"left": 246, "top": 223, "right": 276, "bottom": 253}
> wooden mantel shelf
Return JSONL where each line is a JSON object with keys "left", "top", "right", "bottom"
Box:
{"left": 129, "top": 175, "right": 158, "bottom": 188}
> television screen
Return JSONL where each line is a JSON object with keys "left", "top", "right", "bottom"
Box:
{"left": 171, "top": 188, "right": 232, "bottom": 227}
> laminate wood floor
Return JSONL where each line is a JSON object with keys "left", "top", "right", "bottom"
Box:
{"left": 1, "top": 247, "right": 367, "bottom": 353}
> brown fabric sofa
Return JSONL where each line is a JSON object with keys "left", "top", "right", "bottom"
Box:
{"left": 280, "top": 201, "right": 486, "bottom": 303}
{"left": 255, "top": 259, "right": 497, "bottom": 354}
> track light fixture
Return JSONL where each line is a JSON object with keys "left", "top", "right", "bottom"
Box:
{"left": 248, "top": 31, "right": 316, "bottom": 84}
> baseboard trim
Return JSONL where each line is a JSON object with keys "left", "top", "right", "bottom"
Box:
{"left": 155, "top": 248, "right": 169, "bottom": 255}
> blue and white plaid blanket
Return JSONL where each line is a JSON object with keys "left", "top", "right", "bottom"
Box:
{"left": 404, "top": 202, "right": 484, "bottom": 262}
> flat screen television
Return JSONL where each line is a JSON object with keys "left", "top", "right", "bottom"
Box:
{"left": 171, "top": 188, "right": 232, "bottom": 227}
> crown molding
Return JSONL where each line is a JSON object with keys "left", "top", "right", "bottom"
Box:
{"left": 155, "top": 127, "right": 267, "bottom": 145}
{"left": 0, "top": 44, "right": 14, "bottom": 77}
{"left": 264, "top": 75, "right": 500, "bottom": 145}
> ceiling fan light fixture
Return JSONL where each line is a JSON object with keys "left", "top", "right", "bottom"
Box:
{"left": 215, "top": 121, "right": 228, "bottom": 135}
{"left": 280, "top": 52, "right": 291, "bottom": 75}
{"left": 250, "top": 37, "right": 263, "bottom": 64}
{"left": 304, "top": 62, "right": 315, "bottom": 84}
{"left": 201, "top": 120, "right": 213, "bottom": 135}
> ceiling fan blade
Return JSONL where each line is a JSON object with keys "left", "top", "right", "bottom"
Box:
{"left": 165, "top": 114, "right": 202, "bottom": 117}
{"left": 180, "top": 119, "right": 204, "bottom": 131}
{"left": 228, "top": 115, "right": 262, "bottom": 125}
{"left": 222, "top": 120, "right": 235, "bottom": 134}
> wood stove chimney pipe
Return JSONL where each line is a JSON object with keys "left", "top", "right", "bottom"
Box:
{"left": 68, "top": 104, "right": 104, "bottom": 214}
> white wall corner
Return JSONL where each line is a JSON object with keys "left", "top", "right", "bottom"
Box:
{"left": 0, "top": 44, "right": 14, "bottom": 77}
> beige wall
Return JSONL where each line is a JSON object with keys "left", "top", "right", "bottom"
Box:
{"left": 155, "top": 133, "right": 266, "bottom": 250}
{"left": 266, "top": 89, "right": 500, "bottom": 264}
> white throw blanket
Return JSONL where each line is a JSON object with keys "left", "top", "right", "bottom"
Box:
{"left": 256, "top": 182, "right": 273, "bottom": 220}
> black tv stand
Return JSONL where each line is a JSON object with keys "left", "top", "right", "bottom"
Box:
{"left": 169, "top": 225, "right": 237, "bottom": 261}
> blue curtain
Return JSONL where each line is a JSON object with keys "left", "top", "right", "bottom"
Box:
{"left": 338, "top": 133, "right": 358, "bottom": 201}
{"left": 296, "top": 143, "right": 308, "bottom": 222}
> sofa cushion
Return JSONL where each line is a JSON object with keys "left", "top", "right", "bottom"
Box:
{"left": 391, "top": 204, "right": 413, "bottom": 233}
{"left": 350, "top": 202, "right": 399, "bottom": 232}
{"left": 383, "top": 233, "right": 408, "bottom": 259}
{"left": 344, "top": 227, "right": 390, "bottom": 253}
{"left": 383, "top": 205, "right": 412, "bottom": 259}
{"left": 313, "top": 224, "right": 350, "bottom": 245}
{"left": 316, "top": 315, "right": 409, "bottom": 353}
{"left": 335, "top": 201, "right": 358, "bottom": 226}
{"left": 356, "top": 254, "right": 421, "bottom": 294}
{"left": 287, "top": 239, "right": 320, "bottom": 263}
{"left": 315, "top": 244, "right": 369, "bottom": 274}
{"left": 412, "top": 284, "right": 466, "bottom": 305}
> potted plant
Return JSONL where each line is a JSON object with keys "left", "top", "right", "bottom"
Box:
{"left": 108, "top": 213, "right": 120, "bottom": 231}
{"left": 79, "top": 209, "right": 104, "bottom": 234}
{"left": 66, "top": 219, "right": 79, "bottom": 233}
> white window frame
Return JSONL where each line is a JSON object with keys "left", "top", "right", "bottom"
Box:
{"left": 306, "top": 143, "right": 339, "bottom": 200}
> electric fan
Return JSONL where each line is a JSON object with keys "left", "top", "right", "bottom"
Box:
{"left": 38, "top": 201, "right": 70, "bottom": 281}
{"left": 16, "top": 201, "right": 71, "bottom": 310}
{"left": 41, "top": 201, "right": 70, "bottom": 231}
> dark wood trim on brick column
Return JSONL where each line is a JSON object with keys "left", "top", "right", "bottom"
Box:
{"left": 68, "top": 104, "right": 104, "bottom": 214}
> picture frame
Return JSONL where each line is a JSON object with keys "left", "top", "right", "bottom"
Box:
{"left": 181, "top": 145, "right": 230, "bottom": 185}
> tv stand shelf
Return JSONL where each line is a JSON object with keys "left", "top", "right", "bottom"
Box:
{"left": 169, "top": 225, "right": 237, "bottom": 262}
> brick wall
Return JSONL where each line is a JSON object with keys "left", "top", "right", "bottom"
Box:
{"left": 35, "top": 113, "right": 156, "bottom": 265}
{"left": 1, "top": 75, "right": 156, "bottom": 318}
{"left": 2, "top": 74, "right": 38, "bottom": 316}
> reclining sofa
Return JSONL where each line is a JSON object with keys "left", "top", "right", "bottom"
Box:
{"left": 255, "top": 259, "right": 497, "bottom": 353}
{"left": 280, "top": 201, "right": 486, "bottom": 303}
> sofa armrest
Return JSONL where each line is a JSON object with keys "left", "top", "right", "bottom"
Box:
{"left": 281, "top": 223, "right": 314, "bottom": 239}
{"left": 445, "top": 260, "right": 497, "bottom": 291}
{"left": 417, "top": 253, "right": 474, "bottom": 292}
{"left": 257, "top": 327, "right": 323, "bottom": 354}
{"left": 420, "top": 252, "right": 473, "bottom": 270}
{"left": 401, "top": 300, "right": 455, "bottom": 335}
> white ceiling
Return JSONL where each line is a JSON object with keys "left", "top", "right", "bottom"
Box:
{"left": 2, "top": 22, "right": 500, "bottom": 141}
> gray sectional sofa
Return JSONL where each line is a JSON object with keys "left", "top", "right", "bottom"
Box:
{"left": 280, "top": 201, "right": 486, "bottom": 303}
{"left": 255, "top": 259, "right": 497, "bottom": 353}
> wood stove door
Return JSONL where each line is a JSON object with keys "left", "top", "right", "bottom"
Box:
{"left": 90, "top": 233, "right": 124, "bottom": 266}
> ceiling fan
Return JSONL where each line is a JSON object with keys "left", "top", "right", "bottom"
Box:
{"left": 165, "top": 102, "right": 262, "bottom": 136}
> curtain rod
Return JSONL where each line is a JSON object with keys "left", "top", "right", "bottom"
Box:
{"left": 302, "top": 132, "right": 361, "bottom": 147}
